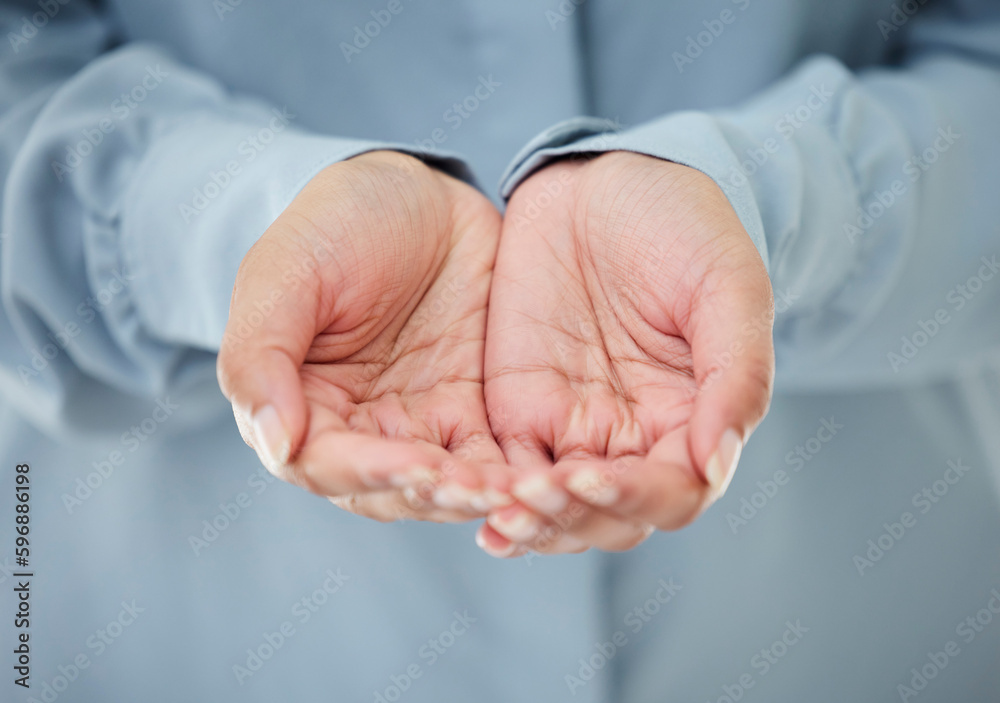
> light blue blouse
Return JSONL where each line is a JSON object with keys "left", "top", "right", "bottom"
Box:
{"left": 1, "top": 1, "right": 998, "bottom": 700}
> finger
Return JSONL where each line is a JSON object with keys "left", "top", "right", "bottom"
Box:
{"left": 486, "top": 384, "right": 561, "bottom": 469}
{"left": 429, "top": 461, "right": 516, "bottom": 514}
{"left": 294, "top": 401, "right": 505, "bottom": 501}
{"left": 484, "top": 496, "right": 643, "bottom": 553}
{"left": 529, "top": 504, "right": 650, "bottom": 554}
{"left": 555, "top": 440, "right": 711, "bottom": 531}
{"left": 328, "top": 492, "right": 479, "bottom": 524}
{"left": 530, "top": 529, "right": 591, "bottom": 555}
{"left": 684, "top": 219, "right": 775, "bottom": 499}
{"left": 291, "top": 429, "right": 460, "bottom": 496}
{"left": 217, "top": 230, "right": 322, "bottom": 473}
{"left": 508, "top": 471, "right": 653, "bottom": 552}
{"left": 475, "top": 522, "right": 529, "bottom": 559}
{"left": 430, "top": 423, "right": 516, "bottom": 512}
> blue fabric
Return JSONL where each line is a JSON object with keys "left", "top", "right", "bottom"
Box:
{"left": 1, "top": 1, "right": 999, "bottom": 701}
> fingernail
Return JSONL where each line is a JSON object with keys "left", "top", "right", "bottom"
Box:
{"left": 470, "top": 487, "right": 515, "bottom": 513}
{"left": 512, "top": 474, "right": 569, "bottom": 514}
{"left": 252, "top": 405, "right": 290, "bottom": 470}
{"left": 476, "top": 526, "right": 518, "bottom": 559}
{"left": 566, "top": 468, "right": 619, "bottom": 506}
{"left": 233, "top": 403, "right": 252, "bottom": 426}
{"left": 705, "top": 428, "right": 743, "bottom": 499}
{"left": 403, "top": 486, "right": 427, "bottom": 509}
{"left": 487, "top": 505, "right": 542, "bottom": 543}
{"left": 433, "top": 483, "right": 484, "bottom": 512}
{"left": 485, "top": 486, "right": 515, "bottom": 508}
{"left": 389, "top": 466, "right": 440, "bottom": 489}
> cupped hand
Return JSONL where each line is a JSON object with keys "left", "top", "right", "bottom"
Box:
{"left": 217, "top": 151, "right": 513, "bottom": 523}
{"left": 479, "top": 152, "right": 775, "bottom": 557}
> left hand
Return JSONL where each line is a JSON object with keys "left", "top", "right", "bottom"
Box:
{"left": 480, "top": 152, "right": 775, "bottom": 557}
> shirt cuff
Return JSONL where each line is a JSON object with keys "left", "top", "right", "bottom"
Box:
{"left": 119, "top": 119, "right": 477, "bottom": 352}
{"left": 497, "top": 113, "right": 769, "bottom": 270}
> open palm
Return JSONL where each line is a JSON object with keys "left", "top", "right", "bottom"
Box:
{"left": 481, "top": 152, "right": 774, "bottom": 553}
{"left": 218, "top": 151, "right": 510, "bottom": 522}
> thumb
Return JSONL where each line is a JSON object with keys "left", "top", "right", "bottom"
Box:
{"left": 217, "top": 231, "right": 319, "bottom": 472}
{"left": 686, "top": 236, "right": 775, "bottom": 501}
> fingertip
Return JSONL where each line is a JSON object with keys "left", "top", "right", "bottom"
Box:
{"left": 252, "top": 404, "right": 290, "bottom": 469}
{"left": 703, "top": 427, "right": 744, "bottom": 501}
{"left": 511, "top": 472, "right": 570, "bottom": 515}
{"left": 218, "top": 339, "right": 311, "bottom": 468}
{"left": 476, "top": 522, "right": 521, "bottom": 559}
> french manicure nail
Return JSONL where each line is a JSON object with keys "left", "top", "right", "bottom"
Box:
{"left": 233, "top": 402, "right": 252, "bottom": 426}
{"left": 484, "top": 487, "right": 515, "bottom": 509}
{"left": 476, "top": 528, "right": 518, "bottom": 558}
{"left": 403, "top": 486, "right": 426, "bottom": 509}
{"left": 487, "top": 506, "right": 541, "bottom": 543}
{"left": 566, "top": 468, "right": 619, "bottom": 506}
{"left": 389, "top": 466, "right": 440, "bottom": 489}
{"left": 468, "top": 493, "right": 493, "bottom": 513}
{"left": 512, "top": 474, "right": 569, "bottom": 514}
{"left": 433, "top": 483, "right": 484, "bottom": 511}
{"left": 705, "top": 428, "right": 743, "bottom": 499}
{"left": 252, "top": 405, "right": 290, "bottom": 470}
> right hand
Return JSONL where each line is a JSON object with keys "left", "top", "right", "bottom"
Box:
{"left": 217, "top": 151, "right": 512, "bottom": 523}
